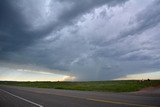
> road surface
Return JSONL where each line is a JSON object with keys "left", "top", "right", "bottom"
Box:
{"left": 0, "top": 85, "right": 160, "bottom": 107}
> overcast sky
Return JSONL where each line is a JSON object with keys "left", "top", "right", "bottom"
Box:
{"left": 0, "top": 0, "right": 160, "bottom": 81}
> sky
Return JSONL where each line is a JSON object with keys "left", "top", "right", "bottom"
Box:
{"left": 0, "top": 0, "right": 160, "bottom": 81}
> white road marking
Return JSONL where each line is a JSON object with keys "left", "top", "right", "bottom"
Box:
{"left": 0, "top": 89, "right": 43, "bottom": 107}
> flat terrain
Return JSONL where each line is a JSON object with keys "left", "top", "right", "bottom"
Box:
{"left": 0, "top": 85, "right": 160, "bottom": 107}
{"left": 0, "top": 80, "right": 160, "bottom": 92}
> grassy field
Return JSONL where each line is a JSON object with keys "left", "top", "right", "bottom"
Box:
{"left": 0, "top": 80, "right": 160, "bottom": 92}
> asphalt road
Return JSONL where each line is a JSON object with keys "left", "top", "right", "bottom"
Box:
{"left": 0, "top": 86, "right": 160, "bottom": 107}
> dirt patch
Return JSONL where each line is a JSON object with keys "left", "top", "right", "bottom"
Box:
{"left": 134, "top": 85, "right": 160, "bottom": 96}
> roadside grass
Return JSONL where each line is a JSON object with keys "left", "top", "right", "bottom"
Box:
{"left": 0, "top": 80, "right": 160, "bottom": 92}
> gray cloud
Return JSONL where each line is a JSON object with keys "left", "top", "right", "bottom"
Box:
{"left": 0, "top": 0, "right": 127, "bottom": 57}
{"left": 0, "top": 0, "right": 160, "bottom": 81}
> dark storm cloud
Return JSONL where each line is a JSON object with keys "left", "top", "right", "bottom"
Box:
{"left": 1, "top": 0, "right": 160, "bottom": 81}
{"left": 0, "top": 0, "right": 28, "bottom": 53}
{"left": 0, "top": 0, "right": 56, "bottom": 59}
{"left": 0, "top": 0, "right": 127, "bottom": 55}
{"left": 0, "top": 0, "right": 127, "bottom": 63}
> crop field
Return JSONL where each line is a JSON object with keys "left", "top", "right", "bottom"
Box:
{"left": 0, "top": 80, "right": 160, "bottom": 92}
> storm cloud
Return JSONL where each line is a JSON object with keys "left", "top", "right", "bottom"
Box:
{"left": 0, "top": 0, "right": 160, "bottom": 81}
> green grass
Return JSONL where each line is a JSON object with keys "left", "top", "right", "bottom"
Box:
{"left": 0, "top": 80, "right": 160, "bottom": 92}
